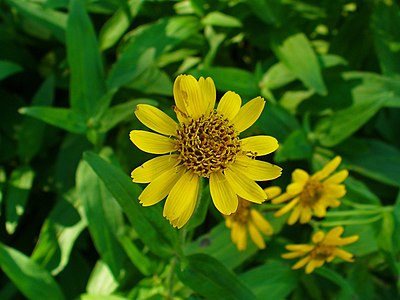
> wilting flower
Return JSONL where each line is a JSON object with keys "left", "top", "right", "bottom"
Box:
{"left": 225, "top": 187, "right": 280, "bottom": 251}
{"left": 282, "top": 226, "right": 359, "bottom": 274}
{"left": 272, "top": 156, "right": 347, "bottom": 225}
{"left": 130, "top": 75, "right": 282, "bottom": 228}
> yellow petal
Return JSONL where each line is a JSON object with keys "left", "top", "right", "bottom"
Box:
{"left": 305, "top": 259, "right": 325, "bottom": 274}
{"left": 313, "top": 202, "right": 327, "bottom": 218}
{"left": 131, "top": 154, "right": 179, "bottom": 183}
{"left": 248, "top": 221, "right": 266, "bottom": 249}
{"left": 286, "top": 244, "right": 314, "bottom": 252}
{"left": 233, "top": 155, "right": 282, "bottom": 182}
{"left": 324, "top": 170, "right": 348, "bottom": 184}
{"left": 198, "top": 77, "right": 216, "bottom": 112}
{"left": 312, "top": 231, "right": 325, "bottom": 243}
{"left": 274, "top": 197, "right": 299, "bottom": 217}
{"left": 333, "top": 248, "right": 355, "bottom": 262}
{"left": 324, "top": 184, "right": 346, "bottom": 198}
{"left": 282, "top": 251, "right": 306, "bottom": 259}
{"left": 163, "top": 171, "right": 200, "bottom": 228}
{"left": 241, "top": 135, "right": 279, "bottom": 156}
{"left": 250, "top": 209, "right": 273, "bottom": 235}
{"left": 264, "top": 186, "right": 281, "bottom": 199}
{"left": 287, "top": 205, "right": 302, "bottom": 225}
{"left": 292, "top": 169, "right": 310, "bottom": 183}
{"left": 224, "top": 167, "right": 267, "bottom": 203}
{"left": 130, "top": 130, "right": 176, "bottom": 154}
{"left": 299, "top": 206, "right": 312, "bottom": 224}
{"left": 217, "top": 91, "right": 241, "bottom": 120}
{"left": 135, "top": 104, "right": 178, "bottom": 136}
{"left": 225, "top": 217, "right": 233, "bottom": 228}
{"left": 232, "top": 96, "right": 265, "bottom": 133}
{"left": 271, "top": 192, "right": 294, "bottom": 204}
{"left": 170, "top": 191, "right": 198, "bottom": 229}
{"left": 138, "top": 166, "right": 184, "bottom": 206}
{"left": 234, "top": 222, "right": 247, "bottom": 251}
{"left": 313, "top": 156, "right": 342, "bottom": 181}
{"left": 292, "top": 256, "right": 311, "bottom": 270}
{"left": 287, "top": 182, "right": 305, "bottom": 195}
{"left": 209, "top": 172, "right": 238, "bottom": 215}
{"left": 173, "top": 74, "right": 206, "bottom": 119}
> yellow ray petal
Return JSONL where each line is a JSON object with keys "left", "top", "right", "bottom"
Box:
{"left": 313, "top": 156, "right": 342, "bottom": 181}
{"left": 209, "top": 172, "right": 238, "bottom": 215}
{"left": 241, "top": 135, "right": 279, "bottom": 156}
{"left": 287, "top": 182, "right": 305, "bottom": 196}
{"left": 233, "top": 155, "right": 282, "bottom": 182}
{"left": 135, "top": 104, "right": 178, "bottom": 136}
{"left": 287, "top": 205, "right": 302, "bottom": 225}
{"left": 235, "top": 222, "right": 247, "bottom": 251}
{"left": 232, "top": 96, "right": 265, "bottom": 133}
{"left": 312, "top": 231, "right": 325, "bottom": 243}
{"left": 305, "top": 259, "right": 325, "bottom": 274}
{"left": 130, "top": 130, "right": 176, "bottom": 154}
{"left": 264, "top": 186, "right": 281, "bottom": 199}
{"left": 250, "top": 209, "right": 273, "bottom": 235}
{"left": 163, "top": 171, "right": 200, "bottom": 227}
{"left": 138, "top": 166, "right": 184, "bottom": 206}
{"left": 324, "top": 170, "right": 349, "bottom": 184}
{"left": 169, "top": 189, "right": 198, "bottom": 229}
{"left": 282, "top": 251, "right": 307, "bottom": 259}
{"left": 333, "top": 248, "right": 355, "bottom": 262}
{"left": 271, "top": 192, "right": 294, "bottom": 204}
{"left": 173, "top": 75, "right": 189, "bottom": 117}
{"left": 313, "top": 202, "right": 327, "bottom": 218}
{"left": 224, "top": 167, "right": 267, "bottom": 204}
{"left": 285, "top": 244, "right": 314, "bottom": 252}
{"left": 292, "top": 255, "right": 311, "bottom": 269}
{"left": 299, "top": 206, "right": 312, "bottom": 224}
{"left": 198, "top": 77, "right": 216, "bottom": 112}
{"left": 248, "top": 221, "right": 266, "bottom": 249}
{"left": 324, "top": 184, "right": 346, "bottom": 198}
{"left": 274, "top": 197, "right": 299, "bottom": 217}
{"left": 216, "top": 91, "right": 241, "bottom": 120}
{"left": 131, "top": 154, "right": 179, "bottom": 183}
{"left": 292, "top": 169, "right": 310, "bottom": 183}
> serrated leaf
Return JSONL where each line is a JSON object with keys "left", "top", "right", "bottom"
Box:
{"left": 0, "top": 242, "right": 65, "bottom": 300}
{"left": 83, "top": 151, "right": 179, "bottom": 258}
{"left": 67, "top": 0, "right": 107, "bottom": 119}
{"left": 19, "top": 107, "right": 86, "bottom": 134}
{"left": 177, "top": 254, "right": 256, "bottom": 300}
{"left": 271, "top": 31, "right": 327, "bottom": 95}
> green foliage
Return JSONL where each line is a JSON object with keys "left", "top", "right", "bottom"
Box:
{"left": 1, "top": 0, "right": 399, "bottom": 299}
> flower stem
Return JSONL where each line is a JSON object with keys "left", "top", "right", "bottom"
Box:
{"left": 319, "top": 214, "right": 383, "bottom": 227}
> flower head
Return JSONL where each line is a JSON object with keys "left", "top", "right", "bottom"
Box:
{"left": 282, "top": 226, "right": 359, "bottom": 274}
{"left": 225, "top": 187, "right": 280, "bottom": 251}
{"left": 272, "top": 156, "right": 348, "bottom": 225}
{"left": 130, "top": 75, "right": 282, "bottom": 228}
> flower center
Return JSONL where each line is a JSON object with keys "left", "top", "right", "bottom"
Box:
{"left": 176, "top": 111, "right": 241, "bottom": 177}
{"left": 299, "top": 180, "right": 324, "bottom": 207}
{"left": 231, "top": 199, "right": 251, "bottom": 224}
{"left": 311, "top": 244, "right": 335, "bottom": 260}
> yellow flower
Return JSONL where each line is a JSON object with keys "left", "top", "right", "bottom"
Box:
{"left": 225, "top": 187, "right": 280, "bottom": 251}
{"left": 282, "top": 226, "right": 359, "bottom": 274}
{"left": 272, "top": 156, "right": 348, "bottom": 225}
{"left": 130, "top": 75, "right": 282, "bottom": 228}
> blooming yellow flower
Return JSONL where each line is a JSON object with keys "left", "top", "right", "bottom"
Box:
{"left": 225, "top": 187, "right": 280, "bottom": 251}
{"left": 130, "top": 75, "right": 282, "bottom": 228}
{"left": 282, "top": 226, "right": 359, "bottom": 274}
{"left": 272, "top": 156, "right": 348, "bottom": 225}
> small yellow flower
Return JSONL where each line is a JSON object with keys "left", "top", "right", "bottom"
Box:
{"left": 225, "top": 190, "right": 278, "bottom": 250}
{"left": 272, "top": 156, "right": 348, "bottom": 224}
{"left": 130, "top": 75, "right": 282, "bottom": 228}
{"left": 282, "top": 226, "right": 359, "bottom": 274}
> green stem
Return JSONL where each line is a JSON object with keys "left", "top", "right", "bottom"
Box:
{"left": 166, "top": 256, "right": 178, "bottom": 300}
{"left": 319, "top": 214, "right": 383, "bottom": 227}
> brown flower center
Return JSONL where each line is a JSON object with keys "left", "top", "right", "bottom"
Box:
{"left": 231, "top": 199, "right": 251, "bottom": 224}
{"left": 299, "top": 180, "right": 324, "bottom": 207}
{"left": 176, "top": 111, "right": 241, "bottom": 177}
{"left": 310, "top": 244, "right": 335, "bottom": 260}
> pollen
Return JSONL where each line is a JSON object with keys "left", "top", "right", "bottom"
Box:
{"left": 311, "top": 244, "right": 335, "bottom": 260}
{"left": 299, "top": 180, "right": 324, "bottom": 207}
{"left": 175, "top": 110, "right": 241, "bottom": 177}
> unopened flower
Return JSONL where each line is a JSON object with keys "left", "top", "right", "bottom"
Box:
{"left": 282, "top": 226, "right": 359, "bottom": 274}
{"left": 272, "top": 156, "right": 347, "bottom": 224}
{"left": 130, "top": 75, "right": 282, "bottom": 228}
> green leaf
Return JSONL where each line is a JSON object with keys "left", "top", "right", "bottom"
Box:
{"left": 371, "top": 1, "right": 400, "bottom": 78}
{"left": 246, "top": 0, "right": 285, "bottom": 26}
{"left": 260, "top": 62, "right": 296, "bottom": 90}
{"left": 177, "top": 254, "right": 256, "bottom": 300}
{"left": 342, "top": 176, "right": 380, "bottom": 205}
{"left": 275, "top": 129, "right": 313, "bottom": 162}
{"left": 202, "top": 12, "right": 242, "bottom": 28}
{"left": 271, "top": 31, "right": 327, "bottom": 95}
{"left": 77, "top": 154, "right": 126, "bottom": 277}
{"left": 31, "top": 192, "right": 86, "bottom": 275}
{"left": 0, "top": 167, "right": 5, "bottom": 212}
{"left": 5, "top": 166, "right": 35, "bottom": 234}
{"left": 67, "top": 0, "right": 107, "bottom": 119}
{"left": 86, "top": 261, "right": 118, "bottom": 296}
{"left": 18, "top": 76, "right": 54, "bottom": 162}
{"left": 335, "top": 138, "right": 400, "bottom": 187}
{"left": 99, "top": 0, "right": 144, "bottom": 50}
{"left": 240, "top": 260, "right": 299, "bottom": 300}
{"left": 315, "top": 267, "right": 357, "bottom": 299}
{"left": 125, "top": 67, "right": 173, "bottom": 96}
{"left": 0, "top": 242, "right": 65, "bottom": 300}
{"left": 107, "top": 16, "right": 200, "bottom": 90}
{"left": 19, "top": 107, "right": 86, "bottom": 134}
{"left": 190, "top": 67, "right": 259, "bottom": 98}
{"left": 0, "top": 60, "right": 22, "bottom": 80}
{"left": 5, "top": 0, "right": 67, "bottom": 42}
{"left": 377, "top": 211, "right": 394, "bottom": 253}
{"left": 83, "top": 151, "right": 179, "bottom": 258}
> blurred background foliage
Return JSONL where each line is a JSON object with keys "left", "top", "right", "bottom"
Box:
{"left": 0, "top": 0, "right": 399, "bottom": 299}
